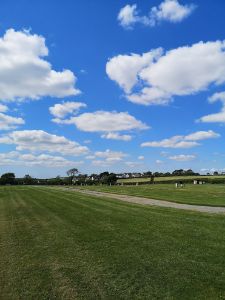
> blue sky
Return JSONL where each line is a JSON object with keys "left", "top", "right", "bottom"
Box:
{"left": 0, "top": 0, "right": 225, "bottom": 178}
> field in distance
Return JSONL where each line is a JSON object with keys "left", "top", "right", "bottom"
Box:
{"left": 117, "top": 175, "right": 225, "bottom": 183}
{"left": 1, "top": 185, "right": 225, "bottom": 299}
{"left": 77, "top": 184, "right": 225, "bottom": 207}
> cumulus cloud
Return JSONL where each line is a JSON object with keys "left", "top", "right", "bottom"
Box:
{"left": 150, "top": 0, "right": 196, "bottom": 26}
{"left": 0, "top": 29, "right": 80, "bottom": 101}
{"left": 0, "top": 130, "right": 88, "bottom": 156}
{"left": 118, "top": 1, "right": 196, "bottom": 29}
{"left": 0, "top": 151, "right": 83, "bottom": 167}
{"left": 184, "top": 130, "right": 220, "bottom": 141}
{"left": 141, "top": 130, "right": 219, "bottom": 148}
{"left": 94, "top": 149, "right": 127, "bottom": 162}
{"left": 101, "top": 132, "right": 132, "bottom": 141}
{"left": 199, "top": 92, "right": 225, "bottom": 123}
{"left": 0, "top": 105, "right": 24, "bottom": 130}
{"left": 168, "top": 154, "right": 196, "bottom": 161}
{"left": 88, "top": 149, "right": 127, "bottom": 167}
{"left": 118, "top": 4, "right": 140, "bottom": 29}
{"left": 106, "top": 49, "right": 163, "bottom": 93}
{"left": 106, "top": 40, "right": 225, "bottom": 105}
{"left": 53, "top": 111, "right": 149, "bottom": 132}
{"left": 49, "top": 102, "right": 86, "bottom": 118}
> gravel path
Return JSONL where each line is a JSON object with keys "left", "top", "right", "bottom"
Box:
{"left": 66, "top": 188, "right": 225, "bottom": 214}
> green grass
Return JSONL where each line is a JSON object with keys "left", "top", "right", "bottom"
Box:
{"left": 77, "top": 184, "right": 225, "bottom": 207}
{"left": 117, "top": 175, "right": 225, "bottom": 183}
{"left": 1, "top": 186, "right": 225, "bottom": 299}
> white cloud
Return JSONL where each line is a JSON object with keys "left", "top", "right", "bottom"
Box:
{"left": 53, "top": 111, "right": 149, "bottom": 132}
{"left": 106, "top": 49, "right": 163, "bottom": 93}
{"left": 150, "top": 0, "right": 196, "bottom": 26}
{"left": 118, "top": 1, "right": 196, "bottom": 29}
{"left": 0, "top": 29, "right": 80, "bottom": 101}
{"left": 0, "top": 130, "right": 88, "bottom": 156}
{"left": 91, "top": 160, "right": 111, "bottom": 167}
{"left": 141, "top": 136, "right": 199, "bottom": 148}
{"left": 94, "top": 149, "right": 127, "bottom": 162}
{"left": 49, "top": 101, "right": 86, "bottom": 118}
{"left": 107, "top": 40, "right": 225, "bottom": 105}
{"left": 125, "top": 161, "right": 142, "bottom": 168}
{"left": 156, "top": 159, "right": 163, "bottom": 164}
{"left": 0, "top": 106, "right": 24, "bottom": 130}
{"left": 141, "top": 130, "right": 219, "bottom": 148}
{"left": 169, "top": 154, "right": 196, "bottom": 161}
{"left": 138, "top": 155, "right": 145, "bottom": 160}
{"left": 83, "top": 139, "right": 92, "bottom": 144}
{"left": 0, "top": 151, "right": 83, "bottom": 167}
{"left": 160, "top": 151, "right": 169, "bottom": 157}
{"left": 85, "top": 155, "right": 95, "bottom": 160}
{"left": 199, "top": 92, "right": 225, "bottom": 123}
{"left": 117, "top": 4, "right": 140, "bottom": 29}
{"left": 89, "top": 149, "right": 127, "bottom": 167}
{"left": 184, "top": 130, "right": 220, "bottom": 141}
{"left": 0, "top": 104, "right": 8, "bottom": 113}
{"left": 101, "top": 132, "right": 132, "bottom": 141}
{"left": 201, "top": 168, "right": 225, "bottom": 174}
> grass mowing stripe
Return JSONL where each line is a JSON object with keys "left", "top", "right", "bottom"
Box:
{"left": 1, "top": 186, "right": 225, "bottom": 299}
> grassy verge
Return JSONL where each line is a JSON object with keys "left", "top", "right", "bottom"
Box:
{"left": 1, "top": 186, "right": 225, "bottom": 299}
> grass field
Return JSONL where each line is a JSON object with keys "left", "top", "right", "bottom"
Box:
{"left": 77, "top": 184, "right": 225, "bottom": 207}
{"left": 117, "top": 175, "right": 225, "bottom": 183}
{"left": 1, "top": 186, "right": 225, "bottom": 299}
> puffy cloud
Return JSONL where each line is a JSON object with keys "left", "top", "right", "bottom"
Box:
{"left": 0, "top": 29, "right": 80, "bottom": 101}
{"left": 0, "top": 130, "right": 88, "bottom": 156}
{"left": 141, "top": 130, "right": 219, "bottom": 148}
{"left": 94, "top": 149, "right": 127, "bottom": 162}
{"left": 49, "top": 101, "right": 86, "bottom": 118}
{"left": 117, "top": 4, "right": 140, "bottom": 29}
{"left": 199, "top": 92, "right": 225, "bottom": 123}
{"left": 168, "top": 154, "right": 196, "bottom": 161}
{"left": 0, "top": 151, "right": 83, "bottom": 167}
{"left": 118, "top": 1, "right": 196, "bottom": 29}
{"left": 106, "top": 49, "right": 163, "bottom": 93}
{"left": 107, "top": 40, "right": 225, "bottom": 105}
{"left": 0, "top": 105, "right": 24, "bottom": 130}
{"left": 101, "top": 132, "right": 132, "bottom": 141}
{"left": 89, "top": 149, "right": 127, "bottom": 167}
{"left": 53, "top": 111, "right": 149, "bottom": 132}
{"left": 150, "top": 0, "right": 196, "bottom": 26}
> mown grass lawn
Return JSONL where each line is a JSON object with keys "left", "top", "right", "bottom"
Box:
{"left": 1, "top": 186, "right": 225, "bottom": 299}
{"left": 77, "top": 184, "right": 225, "bottom": 207}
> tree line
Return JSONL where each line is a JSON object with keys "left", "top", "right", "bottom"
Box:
{"left": 0, "top": 168, "right": 222, "bottom": 186}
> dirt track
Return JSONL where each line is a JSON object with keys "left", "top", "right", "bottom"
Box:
{"left": 59, "top": 187, "right": 225, "bottom": 214}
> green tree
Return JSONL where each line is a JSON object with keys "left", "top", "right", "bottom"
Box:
{"left": 1, "top": 173, "right": 16, "bottom": 185}
{"left": 67, "top": 168, "right": 79, "bottom": 184}
{"left": 23, "top": 174, "right": 35, "bottom": 185}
